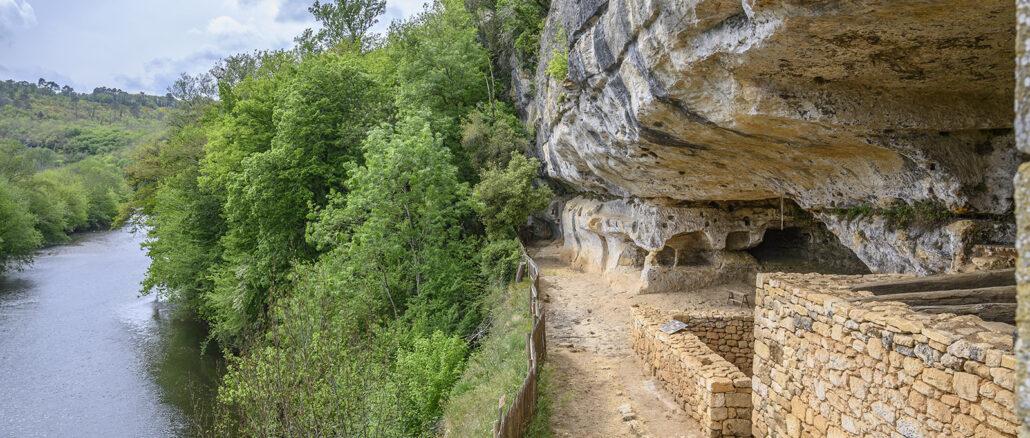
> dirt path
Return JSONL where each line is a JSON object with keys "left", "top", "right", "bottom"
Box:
{"left": 532, "top": 243, "right": 746, "bottom": 437}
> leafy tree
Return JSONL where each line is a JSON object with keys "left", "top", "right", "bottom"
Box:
{"left": 204, "top": 52, "right": 389, "bottom": 345}
{"left": 309, "top": 111, "right": 480, "bottom": 335}
{"left": 68, "top": 157, "right": 129, "bottom": 229}
{"left": 472, "top": 152, "right": 552, "bottom": 239}
{"left": 385, "top": 0, "right": 491, "bottom": 159}
{"left": 460, "top": 104, "right": 530, "bottom": 171}
{"left": 0, "top": 178, "right": 41, "bottom": 272}
{"left": 479, "top": 238, "right": 521, "bottom": 286}
{"left": 297, "top": 0, "right": 387, "bottom": 52}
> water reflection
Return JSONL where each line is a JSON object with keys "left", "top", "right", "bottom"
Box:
{"left": 0, "top": 228, "right": 221, "bottom": 437}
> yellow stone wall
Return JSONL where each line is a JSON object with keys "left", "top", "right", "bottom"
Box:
{"left": 753, "top": 273, "right": 1017, "bottom": 437}
{"left": 631, "top": 306, "right": 754, "bottom": 437}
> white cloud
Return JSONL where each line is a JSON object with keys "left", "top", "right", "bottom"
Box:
{"left": 0, "top": 0, "right": 36, "bottom": 39}
{"left": 207, "top": 15, "right": 248, "bottom": 35}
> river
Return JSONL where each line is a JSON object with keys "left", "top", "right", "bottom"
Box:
{"left": 0, "top": 227, "right": 222, "bottom": 437}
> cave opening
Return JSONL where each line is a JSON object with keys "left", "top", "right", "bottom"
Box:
{"left": 748, "top": 225, "right": 870, "bottom": 275}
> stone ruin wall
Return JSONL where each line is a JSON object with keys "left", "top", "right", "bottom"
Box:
{"left": 499, "top": 0, "right": 1030, "bottom": 433}
{"left": 678, "top": 310, "right": 756, "bottom": 376}
{"left": 753, "top": 273, "right": 1018, "bottom": 437}
{"left": 632, "top": 306, "right": 754, "bottom": 436}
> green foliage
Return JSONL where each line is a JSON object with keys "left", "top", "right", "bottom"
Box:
{"left": 526, "top": 364, "right": 554, "bottom": 437}
{"left": 473, "top": 153, "right": 553, "bottom": 238}
{"left": 468, "top": 0, "right": 548, "bottom": 71}
{"left": 499, "top": 0, "right": 547, "bottom": 70}
{"left": 297, "top": 0, "right": 387, "bottom": 52}
{"left": 134, "top": 0, "right": 558, "bottom": 433}
{"left": 310, "top": 112, "right": 482, "bottom": 336}
{"left": 68, "top": 157, "right": 129, "bottom": 229}
{"left": 202, "top": 52, "right": 389, "bottom": 346}
{"left": 0, "top": 80, "right": 171, "bottom": 163}
{"left": 0, "top": 138, "right": 128, "bottom": 271}
{"left": 385, "top": 0, "right": 490, "bottom": 154}
{"left": 442, "top": 280, "right": 532, "bottom": 436}
{"left": 479, "top": 238, "right": 522, "bottom": 286}
{"left": 833, "top": 200, "right": 954, "bottom": 228}
{"left": 460, "top": 104, "right": 531, "bottom": 171}
{"left": 0, "top": 178, "right": 41, "bottom": 272}
{"left": 546, "top": 45, "right": 569, "bottom": 80}
{"left": 392, "top": 331, "right": 468, "bottom": 433}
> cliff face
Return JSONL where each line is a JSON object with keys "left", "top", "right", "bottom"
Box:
{"left": 517, "top": 0, "right": 1018, "bottom": 284}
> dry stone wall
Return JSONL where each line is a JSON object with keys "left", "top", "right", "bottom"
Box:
{"left": 674, "top": 311, "right": 755, "bottom": 376}
{"left": 753, "top": 273, "right": 1018, "bottom": 437}
{"left": 631, "top": 306, "right": 753, "bottom": 436}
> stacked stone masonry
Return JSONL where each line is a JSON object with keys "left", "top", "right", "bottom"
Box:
{"left": 632, "top": 306, "right": 754, "bottom": 437}
{"left": 753, "top": 273, "right": 1018, "bottom": 437}
{"left": 674, "top": 312, "right": 755, "bottom": 376}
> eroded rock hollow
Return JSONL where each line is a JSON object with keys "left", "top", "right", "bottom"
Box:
{"left": 518, "top": 0, "right": 1018, "bottom": 287}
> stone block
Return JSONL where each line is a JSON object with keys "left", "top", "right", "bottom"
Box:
{"left": 922, "top": 368, "right": 953, "bottom": 391}
{"left": 953, "top": 372, "right": 981, "bottom": 401}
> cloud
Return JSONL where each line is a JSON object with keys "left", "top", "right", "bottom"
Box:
{"left": 0, "top": 0, "right": 36, "bottom": 39}
{"left": 207, "top": 15, "right": 249, "bottom": 35}
{"left": 115, "top": 49, "right": 227, "bottom": 95}
{"left": 273, "top": 0, "right": 311, "bottom": 22}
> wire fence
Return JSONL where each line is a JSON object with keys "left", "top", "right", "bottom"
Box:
{"left": 493, "top": 244, "right": 546, "bottom": 438}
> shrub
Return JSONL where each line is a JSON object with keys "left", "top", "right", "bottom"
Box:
{"left": 0, "top": 178, "right": 41, "bottom": 271}
{"left": 472, "top": 153, "right": 553, "bottom": 239}
{"left": 480, "top": 238, "right": 522, "bottom": 286}
{"left": 442, "top": 280, "right": 532, "bottom": 436}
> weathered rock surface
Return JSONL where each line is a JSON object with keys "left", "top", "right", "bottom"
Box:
{"left": 560, "top": 196, "right": 867, "bottom": 293}
{"left": 521, "top": 0, "right": 1018, "bottom": 274}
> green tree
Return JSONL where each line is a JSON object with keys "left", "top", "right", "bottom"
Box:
{"left": 460, "top": 104, "right": 530, "bottom": 171}
{"left": 309, "top": 111, "right": 480, "bottom": 335}
{"left": 297, "top": 0, "right": 387, "bottom": 52}
{"left": 204, "top": 52, "right": 389, "bottom": 345}
{"left": 472, "top": 153, "right": 552, "bottom": 239}
{"left": 0, "top": 178, "right": 41, "bottom": 272}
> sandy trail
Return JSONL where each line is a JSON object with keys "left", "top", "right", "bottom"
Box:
{"left": 532, "top": 243, "right": 747, "bottom": 437}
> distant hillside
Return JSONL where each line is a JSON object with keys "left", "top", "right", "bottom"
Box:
{"left": 0, "top": 79, "right": 175, "bottom": 162}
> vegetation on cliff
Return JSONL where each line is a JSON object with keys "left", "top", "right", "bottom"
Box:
{"left": 119, "top": 0, "right": 553, "bottom": 434}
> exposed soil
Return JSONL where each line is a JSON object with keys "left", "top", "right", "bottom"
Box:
{"left": 531, "top": 242, "right": 749, "bottom": 437}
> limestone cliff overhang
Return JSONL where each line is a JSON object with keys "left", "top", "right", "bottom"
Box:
{"left": 532, "top": 0, "right": 1017, "bottom": 214}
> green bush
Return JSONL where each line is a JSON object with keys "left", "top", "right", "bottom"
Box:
{"left": 480, "top": 238, "right": 522, "bottom": 286}
{"left": 460, "top": 104, "right": 531, "bottom": 171}
{"left": 393, "top": 331, "right": 469, "bottom": 433}
{"left": 546, "top": 46, "right": 569, "bottom": 80}
{"left": 473, "top": 153, "right": 553, "bottom": 239}
{"left": 0, "top": 178, "right": 41, "bottom": 271}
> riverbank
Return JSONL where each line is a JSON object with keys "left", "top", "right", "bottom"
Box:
{"left": 0, "top": 227, "right": 221, "bottom": 437}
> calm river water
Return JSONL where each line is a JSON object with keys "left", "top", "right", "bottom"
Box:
{"left": 0, "top": 228, "right": 221, "bottom": 437}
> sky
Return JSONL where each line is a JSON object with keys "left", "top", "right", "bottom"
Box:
{"left": 0, "top": 0, "right": 428, "bottom": 95}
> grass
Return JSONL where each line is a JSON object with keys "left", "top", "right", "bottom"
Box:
{"left": 440, "top": 279, "right": 536, "bottom": 436}
{"left": 831, "top": 200, "right": 953, "bottom": 228}
{"left": 525, "top": 364, "right": 554, "bottom": 438}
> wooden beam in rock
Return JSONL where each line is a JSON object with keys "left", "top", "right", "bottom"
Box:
{"left": 849, "top": 269, "right": 1015, "bottom": 295}
{"left": 910, "top": 303, "right": 1016, "bottom": 323}
{"left": 850, "top": 286, "right": 1016, "bottom": 306}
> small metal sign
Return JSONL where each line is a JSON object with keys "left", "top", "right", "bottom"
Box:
{"left": 659, "top": 320, "right": 688, "bottom": 334}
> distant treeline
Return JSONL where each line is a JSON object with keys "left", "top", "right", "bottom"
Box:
{"left": 0, "top": 79, "right": 172, "bottom": 162}
{"left": 0, "top": 79, "right": 177, "bottom": 111}
{"left": 0, "top": 80, "right": 171, "bottom": 272}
